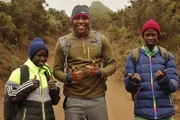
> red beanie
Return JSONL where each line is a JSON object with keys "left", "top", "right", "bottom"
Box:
{"left": 141, "top": 19, "right": 161, "bottom": 38}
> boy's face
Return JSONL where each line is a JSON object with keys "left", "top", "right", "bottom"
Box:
{"left": 143, "top": 29, "right": 158, "bottom": 48}
{"left": 32, "top": 50, "right": 48, "bottom": 67}
{"left": 72, "top": 14, "right": 90, "bottom": 37}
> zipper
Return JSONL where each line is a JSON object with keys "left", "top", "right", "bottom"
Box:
{"left": 87, "top": 45, "right": 90, "bottom": 60}
{"left": 22, "top": 108, "right": 26, "bottom": 120}
{"left": 38, "top": 68, "right": 46, "bottom": 120}
{"left": 82, "top": 39, "right": 86, "bottom": 55}
{"left": 149, "top": 57, "right": 157, "bottom": 119}
{"left": 134, "top": 88, "right": 140, "bottom": 107}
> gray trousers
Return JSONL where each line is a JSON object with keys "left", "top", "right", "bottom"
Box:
{"left": 64, "top": 97, "right": 108, "bottom": 120}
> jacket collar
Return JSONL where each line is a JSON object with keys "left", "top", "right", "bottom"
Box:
{"left": 142, "top": 46, "right": 158, "bottom": 57}
{"left": 24, "top": 59, "right": 48, "bottom": 74}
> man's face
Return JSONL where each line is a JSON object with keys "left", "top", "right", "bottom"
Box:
{"left": 143, "top": 29, "right": 158, "bottom": 48}
{"left": 72, "top": 14, "right": 90, "bottom": 37}
{"left": 32, "top": 50, "right": 48, "bottom": 67}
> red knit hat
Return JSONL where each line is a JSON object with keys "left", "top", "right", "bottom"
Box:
{"left": 141, "top": 19, "right": 161, "bottom": 38}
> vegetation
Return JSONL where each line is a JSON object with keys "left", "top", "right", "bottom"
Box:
{"left": 0, "top": 0, "right": 70, "bottom": 78}
{"left": 89, "top": 1, "right": 113, "bottom": 29}
{"left": 0, "top": 0, "right": 70, "bottom": 46}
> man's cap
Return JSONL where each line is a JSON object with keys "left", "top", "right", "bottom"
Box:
{"left": 71, "top": 5, "right": 90, "bottom": 22}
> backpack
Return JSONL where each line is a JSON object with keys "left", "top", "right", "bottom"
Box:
{"left": 59, "top": 31, "right": 105, "bottom": 74}
{"left": 130, "top": 46, "right": 169, "bottom": 101}
{"left": 4, "top": 65, "right": 29, "bottom": 120}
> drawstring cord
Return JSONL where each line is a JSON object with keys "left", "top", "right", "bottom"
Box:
{"left": 82, "top": 40, "right": 90, "bottom": 60}
{"left": 88, "top": 46, "right": 90, "bottom": 60}
{"left": 82, "top": 40, "right": 86, "bottom": 55}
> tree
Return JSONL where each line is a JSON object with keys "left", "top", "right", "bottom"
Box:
{"left": 0, "top": 12, "right": 15, "bottom": 42}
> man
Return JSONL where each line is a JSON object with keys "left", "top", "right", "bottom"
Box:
{"left": 125, "top": 19, "right": 179, "bottom": 120}
{"left": 53, "top": 5, "right": 116, "bottom": 120}
{"left": 4, "top": 38, "right": 60, "bottom": 120}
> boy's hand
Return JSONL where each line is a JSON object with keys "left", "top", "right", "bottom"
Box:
{"left": 128, "top": 73, "right": 141, "bottom": 84}
{"left": 156, "top": 69, "right": 167, "bottom": 81}
{"left": 32, "top": 75, "right": 40, "bottom": 89}
{"left": 48, "top": 80, "right": 57, "bottom": 90}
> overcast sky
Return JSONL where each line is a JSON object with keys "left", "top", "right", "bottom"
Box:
{"left": 45, "top": 0, "right": 131, "bottom": 16}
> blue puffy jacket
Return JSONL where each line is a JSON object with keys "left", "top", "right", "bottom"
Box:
{"left": 125, "top": 47, "right": 179, "bottom": 119}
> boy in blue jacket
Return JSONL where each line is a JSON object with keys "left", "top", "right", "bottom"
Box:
{"left": 125, "top": 19, "right": 179, "bottom": 120}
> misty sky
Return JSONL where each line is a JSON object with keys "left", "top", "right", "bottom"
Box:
{"left": 45, "top": 0, "right": 131, "bottom": 16}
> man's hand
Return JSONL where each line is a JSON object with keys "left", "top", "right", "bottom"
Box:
{"left": 70, "top": 66, "right": 83, "bottom": 81}
{"left": 85, "top": 60, "right": 99, "bottom": 76}
{"left": 128, "top": 73, "right": 141, "bottom": 84}
{"left": 156, "top": 69, "right": 167, "bottom": 81}
{"left": 32, "top": 75, "right": 40, "bottom": 89}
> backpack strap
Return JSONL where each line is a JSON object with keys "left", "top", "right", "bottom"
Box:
{"left": 93, "top": 31, "right": 107, "bottom": 67}
{"left": 131, "top": 48, "right": 140, "bottom": 65}
{"left": 20, "top": 65, "right": 29, "bottom": 84}
{"left": 93, "top": 31, "right": 104, "bottom": 66}
{"left": 93, "top": 31, "right": 108, "bottom": 81}
{"left": 59, "top": 36, "right": 67, "bottom": 56}
{"left": 59, "top": 36, "right": 71, "bottom": 73}
{"left": 158, "top": 46, "right": 169, "bottom": 61}
{"left": 93, "top": 31, "right": 102, "bottom": 57}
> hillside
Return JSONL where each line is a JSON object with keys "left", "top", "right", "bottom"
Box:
{"left": 89, "top": 1, "right": 113, "bottom": 29}
{"left": 89, "top": 1, "right": 113, "bottom": 15}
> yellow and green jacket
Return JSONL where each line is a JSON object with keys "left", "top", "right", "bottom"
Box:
{"left": 5, "top": 59, "right": 60, "bottom": 120}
